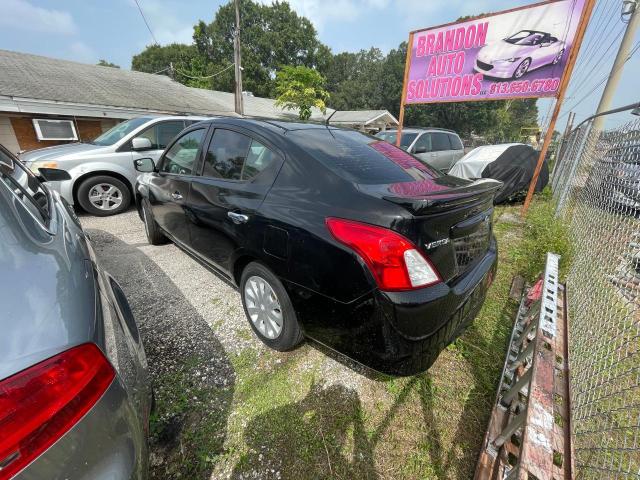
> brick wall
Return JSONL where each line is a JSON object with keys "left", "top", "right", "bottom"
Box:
{"left": 9, "top": 116, "right": 118, "bottom": 152}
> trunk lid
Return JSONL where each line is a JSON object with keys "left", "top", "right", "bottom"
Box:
{"left": 359, "top": 176, "right": 502, "bottom": 282}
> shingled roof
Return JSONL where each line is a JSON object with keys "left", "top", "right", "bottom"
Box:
{"left": 0, "top": 49, "right": 241, "bottom": 116}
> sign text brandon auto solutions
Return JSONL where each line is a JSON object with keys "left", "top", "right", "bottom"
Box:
{"left": 404, "top": 0, "right": 587, "bottom": 104}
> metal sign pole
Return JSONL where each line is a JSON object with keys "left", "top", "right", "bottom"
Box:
{"left": 521, "top": 0, "right": 596, "bottom": 216}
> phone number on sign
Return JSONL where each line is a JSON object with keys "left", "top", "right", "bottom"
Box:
{"left": 488, "top": 78, "right": 560, "bottom": 95}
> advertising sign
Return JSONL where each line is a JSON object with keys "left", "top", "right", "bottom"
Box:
{"left": 404, "top": 0, "right": 587, "bottom": 104}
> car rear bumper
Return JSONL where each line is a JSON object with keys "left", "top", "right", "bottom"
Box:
{"left": 289, "top": 237, "right": 498, "bottom": 376}
{"left": 15, "top": 376, "right": 149, "bottom": 480}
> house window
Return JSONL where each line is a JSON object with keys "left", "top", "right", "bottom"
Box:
{"left": 32, "top": 119, "right": 78, "bottom": 141}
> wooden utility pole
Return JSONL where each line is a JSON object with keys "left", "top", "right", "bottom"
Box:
{"left": 395, "top": 32, "right": 414, "bottom": 148}
{"left": 233, "top": 0, "right": 244, "bottom": 116}
{"left": 521, "top": 0, "right": 596, "bottom": 216}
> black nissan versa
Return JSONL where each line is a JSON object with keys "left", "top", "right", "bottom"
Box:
{"left": 134, "top": 118, "right": 501, "bottom": 375}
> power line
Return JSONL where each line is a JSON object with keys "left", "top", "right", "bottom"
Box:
{"left": 151, "top": 66, "right": 171, "bottom": 75}
{"left": 174, "top": 63, "right": 235, "bottom": 80}
{"left": 134, "top": 0, "right": 158, "bottom": 45}
{"left": 560, "top": 40, "right": 640, "bottom": 120}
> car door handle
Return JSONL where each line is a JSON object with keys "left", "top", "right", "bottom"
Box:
{"left": 171, "top": 192, "right": 183, "bottom": 200}
{"left": 228, "top": 212, "right": 249, "bottom": 224}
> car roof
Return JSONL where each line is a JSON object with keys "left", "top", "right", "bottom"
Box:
{"left": 381, "top": 127, "right": 458, "bottom": 135}
{"left": 196, "top": 116, "right": 344, "bottom": 135}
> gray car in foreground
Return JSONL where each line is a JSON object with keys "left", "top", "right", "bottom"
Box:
{"left": 20, "top": 115, "right": 207, "bottom": 216}
{"left": 0, "top": 145, "right": 151, "bottom": 479}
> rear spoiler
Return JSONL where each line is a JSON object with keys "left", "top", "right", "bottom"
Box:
{"left": 381, "top": 179, "right": 503, "bottom": 216}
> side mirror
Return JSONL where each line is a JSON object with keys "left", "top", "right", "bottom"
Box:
{"left": 132, "top": 137, "right": 153, "bottom": 151}
{"left": 38, "top": 167, "right": 72, "bottom": 182}
{"left": 134, "top": 157, "right": 156, "bottom": 173}
{"left": 414, "top": 146, "right": 428, "bottom": 154}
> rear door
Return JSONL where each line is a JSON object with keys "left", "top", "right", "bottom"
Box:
{"left": 412, "top": 133, "right": 438, "bottom": 166}
{"left": 447, "top": 133, "right": 465, "bottom": 165}
{"left": 429, "top": 132, "right": 454, "bottom": 171}
{"left": 188, "top": 126, "right": 283, "bottom": 274}
{"left": 148, "top": 126, "right": 207, "bottom": 245}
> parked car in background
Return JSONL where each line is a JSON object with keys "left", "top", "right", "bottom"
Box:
{"left": 375, "top": 127, "right": 465, "bottom": 172}
{"left": 0, "top": 145, "right": 151, "bottom": 479}
{"left": 474, "top": 30, "right": 566, "bottom": 80}
{"left": 134, "top": 118, "right": 500, "bottom": 376}
{"left": 19, "top": 115, "right": 207, "bottom": 216}
{"left": 595, "top": 130, "right": 640, "bottom": 215}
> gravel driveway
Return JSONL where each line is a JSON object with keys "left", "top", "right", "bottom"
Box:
{"left": 80, "top": 206, "right": 522, "bottom": 480}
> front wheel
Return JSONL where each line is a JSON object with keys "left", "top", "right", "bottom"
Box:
{"left": 240, "top": 262, "right": 303, "bottom": 351}
{"left": 141, "top": 200, "right": 167, "bottom": 245}
{"left": 77, "top": 175, "right": 131, "bottom": 216}
{"left": 512, "top": 58, "right": 531, "bottom": 79}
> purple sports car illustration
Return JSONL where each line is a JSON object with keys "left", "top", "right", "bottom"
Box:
{"left": 474, "top": 30, "right": 566, "bottom": 79}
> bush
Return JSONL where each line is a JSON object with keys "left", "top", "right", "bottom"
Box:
{"left": 517, "top": 192, "right": 573, "bottom": 280}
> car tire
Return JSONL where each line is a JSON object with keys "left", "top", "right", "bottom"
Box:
{"left": 77, "top": 175, "right": 131, "bottom": 216}
{"left": 141, "top": 200, "right": 167, "bottom": 245}
{"left": 512, "top": 58, "right": 531, "bottom": 79}
{"left": 240, "top": 262, "right": 303, "bottom": 351}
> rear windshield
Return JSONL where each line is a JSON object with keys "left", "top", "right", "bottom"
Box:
{"left": 288, "top": 129, "right": 441, "bottom": 185}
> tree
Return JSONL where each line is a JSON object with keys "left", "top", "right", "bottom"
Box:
{"left": 275, "top": 66, "right": 329, "bottom": 120}
{"left": 193, "top": 0, "right": 331, "bottom": 97}
{"left": 97, "top": 59, "right": 119, "bottom": 68}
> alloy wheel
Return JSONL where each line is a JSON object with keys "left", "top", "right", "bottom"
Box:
{"left": 514, "top": 59, "right": 530, "bottom": 79}
{"left": 88, "top": 183, "right": 123, "bottom": 211}
{"left": 553, "top": 49, "right": 564, "bottom": 65}
{"left": 244, "top": 275, "right": 283, "bottom": 339}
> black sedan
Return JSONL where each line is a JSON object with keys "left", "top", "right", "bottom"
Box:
{"left": 133, "top": 119, "right": 500, "bottom": 376}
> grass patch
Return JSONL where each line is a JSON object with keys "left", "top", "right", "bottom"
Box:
{"left": 150, "top": 194, "right": 565, "bottom": 479}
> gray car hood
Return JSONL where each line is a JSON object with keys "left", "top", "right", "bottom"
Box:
{"left": 20, "top": 142, "right": 111, "bottom": 163}
{"left": 0, "top": 191, "right": 98, "bottom": 380}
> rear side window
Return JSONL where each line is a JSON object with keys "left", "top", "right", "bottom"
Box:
{"left": 288, "top": 129, "right": 441, "bottom": 184}
{"left": 448, "top": 134, "right": 463, "bottom": 150}
{"left": 243, "top": 140, "right": 276, "bottom": 181}
{"left": 431, "top": 133, "right": 451, "bottom": 152}
{"left": 203, "top": 129, "right": 251, "bottom": 180}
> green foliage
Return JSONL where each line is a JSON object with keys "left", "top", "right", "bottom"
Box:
{"left": 516, "top": 191, "right": 574, "bottom": 280}
{"left": 274, "top": 66, "right": 329, "bottom": 120}
{"left": 193, "top": 0, "right": 330, "bottom": 97}
{"left": 97, "top": 59, "right": 119, "bottom": 68}
{"left": 129, "top": 1, "right": 540, "bottom": 138}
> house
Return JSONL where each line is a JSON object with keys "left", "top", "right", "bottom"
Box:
{"left": 327, "top": 110, "right": 399, "bottom": 133}
{"left": 0, "top": 49, "right": 398, "bottom": 154}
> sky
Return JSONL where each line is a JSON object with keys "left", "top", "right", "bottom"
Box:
{"left": 0, "top": 0, "right": 638, "bottom": 129}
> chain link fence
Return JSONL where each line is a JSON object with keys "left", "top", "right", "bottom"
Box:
{"left": 552, "top": 107, "right": 640, "bottom": 478}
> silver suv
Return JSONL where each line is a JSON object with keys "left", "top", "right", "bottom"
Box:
{"left": 375, "top": 127, "right": 465, "bottom": 172}
{"left": 20, "top": 115, "right": 207, "bottom": 216}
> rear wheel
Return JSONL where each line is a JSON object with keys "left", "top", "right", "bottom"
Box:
{"left": 240, "top": 262, "right": 303, "bottom": 351}
{"left": 552, "top": 48, "right": 565, "bottom": 65}
{"left": 77, "top": 175, "right": 130, "bottom": 216}
{"left": 142, "top": 200, "right": 167, "bottom": 245}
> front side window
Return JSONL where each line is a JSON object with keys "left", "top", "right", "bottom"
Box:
{"left": 0, "top": 148, "right": 50, "bottom": 223}
{"left": 135, "top": 121, "right": 185, "bottom": 150}
{"left": 160, "top": 128, "right": 205, "bottom": 175}
{"left": 203, "top": 129, "right": 252, "bottom": 180}
{"left": 412, "top": 133, "right": 432, "bottom": 152}
{"left": 430, "top": 133, "right": 451, "bottom": 152}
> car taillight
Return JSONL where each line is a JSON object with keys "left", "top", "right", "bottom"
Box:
{"left": 326, "top": 217, "right": 441, "bottom": 291}
{"left": 0, "top": 343, "right": 115, "bottom": 479}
